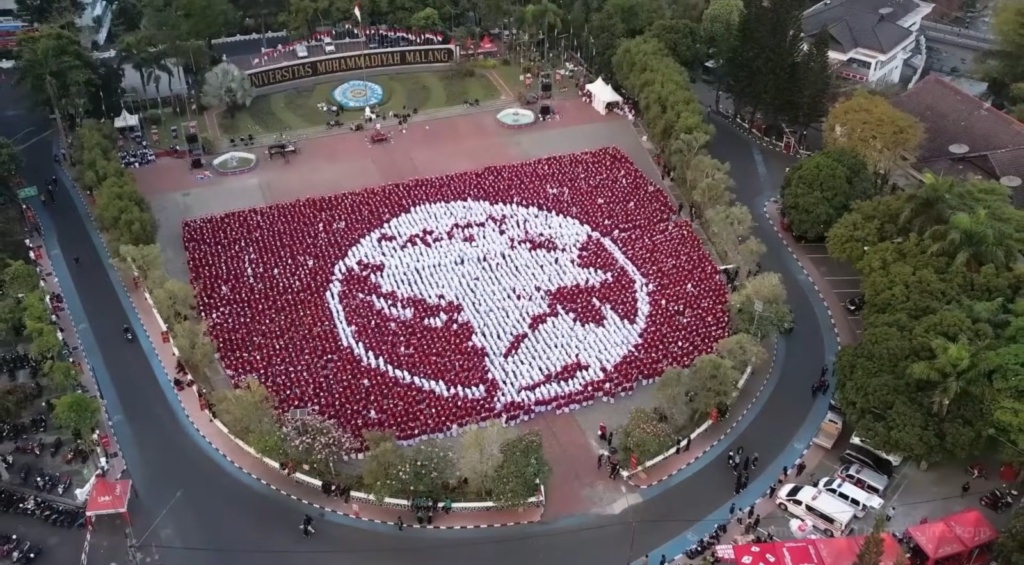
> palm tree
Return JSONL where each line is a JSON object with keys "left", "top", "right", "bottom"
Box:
{"left": 524, "top": 0, "right": 563, "bottom": 65}
{"left": 14, "top": 26, "right": 96, "bottom": 135}
{"left": 898, "top": 172, "right": 964, "bottom": 236}
{"left": 117, "top": 32, "right": 154, "bottom": 109}
{"left": 927, "top": 209, "right": 1018, "bottom": 272}
{"left": 909, "top": 335, "right": 990, "bottom": 418}
{"left": 200, "top": 63, "right": 255, "bottom": 120}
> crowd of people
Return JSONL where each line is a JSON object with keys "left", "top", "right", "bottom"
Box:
{"left": 182, "top": 147, "right": 729, "bottom": 444}
{"left": 118, "top": 132, "right": 156, "bottom": 168}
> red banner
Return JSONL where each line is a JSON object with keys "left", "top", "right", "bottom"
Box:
{"left": 630, "top": 452, "right": 638, "bottom": 471}
{"left": 98, "top": 432, "right": 111, "bottom": 451}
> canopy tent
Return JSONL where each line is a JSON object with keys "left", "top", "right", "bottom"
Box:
{"left": 721, "top": 535, "right": 903, "bottom": 565}
{"left": 906, "top": 509, "right": 997, "bottom": 565}
{"left": 114, "top": 109, "right": 140, "bottom": 130}
{"left": 584, "top": 77, "right": 623, "bottom": 115}
{"left": 86, "top": 476, "right": 133, "bottom": 526}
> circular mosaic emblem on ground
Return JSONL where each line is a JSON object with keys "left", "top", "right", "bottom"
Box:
{"left": 181, "top": 148, "right": 731, "bottom": 443}
{"left": 331, "top": 80, "right": 385, "bottom": 109}
{"left": 327, "top": 201, "right": 650, "bottom": 408}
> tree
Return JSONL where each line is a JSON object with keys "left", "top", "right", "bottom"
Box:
{"left": 3, "top": 261, "right": 39, "bottom": 296}
{"left": 990, "top": 343, "right": 1024, "bottom": 453}
{"left": 855, "top": 515, "right": 887, "bottom": 565}
{"left": 980, "top": 0, "right": 1024, "bottom": 112}
{"left": 210, "top": 378, "right": 285, "bottom": 458}
{"left": 280, "top": 412, "right": 357, "bottom": 478}
{"left": 716, "top": 333, "right": 768, "bottom": 372}
{"left": 993, "top": 507, "right": 1024, "bottom": 565}
{"left": 655, "top": 369, "right": 698, "bottom": 429}
{"left": 647, "top": 19, "right": 702, "bottom": 69}
{"left": 793, "top": 32, "right": 833, "bottom": 130}
{"left": 684, "top": 155, "right": 734, "bottom": 219}
{"left": 201, "top": 63, "right": 256, "bottom": 119}
{"left": 117, "top": 244, "right": 167, "bottom": 286}
{"left": 701, "top": 0, "right": 743, "bottom": 57}
{"left": 46, "top": 361, "right": 80, "bottom": 394}
{"left": 360, "top": 431, "right": 407, "bottom": 500}
{"left": 0, "top": 137, "right": 25, "bottom": 196}
{"left": 928, "top": 210, "right": 1021, "bottom": 273}
{"left": 171, "top": 320, "right": 217, "bottom": 376}
{"left": 592, "top": 0, "right": 666, "bottom": 77}
{"left": 152, "top": 279, "right": 196, "bottom": 329}
{"left": 909, "top": 335, "right": 990, "bottom": 418}
{"left": 457, "top": 421, "right": 513, "bottom": 497}
{"left": 827, "top": 195, "right": 907, "bottom": 268}
{"left": 705, "top": 203, "right": 754, "bottom": 262}
{"left": 524, "top": 0, "right": 563, "bottom": 63}
{"left": 687, "top": 354, "right": 741, "bottom": 418}
{"left": 15, "top": 26, "right": 97, "bottom": 127}
{"left": 729, "top": 272, "right": 794, "bottom": 336}
{"left": 824, "top": 91, "right": 924, "bottom": 174}
{"left": 395, "top": 440, "right": 457, "bottom": 498}
{"left": 52, "top": 392, "right": 101, "bottom": 438}
{"left": 410, "top": 7, "right": 444, "bottom": 31}
{"left": 26, "top": 321, "right": 62, "bottom": 358}
{"left": 780, "top": 149, "right": 876, "bottom": 241}
{"left": 620, "top": 407, "right": 675, "bottom": 462}
{"left": 15, "top": 0, "right": 83, "bottom": 26}
{"left": 491, "top": 431, "right": 548, "bottom": 507}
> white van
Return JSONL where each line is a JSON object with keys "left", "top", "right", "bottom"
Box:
{"left": 295, "top": 43, "right": 309, "bottom": 58}
{"left": 850, "top": 433, "right": 904, "bottom": 467}
{"left": 775, "top": 483, "right": 856, "bottom": 537}
{"left": 323, "top": 39, "right": 336, "bottom": 54}
{"left": 836, "top": 463, "right": 890, "bottom": 496}
{"left": 817, "top": 477, "right": 884, "bottom": 517}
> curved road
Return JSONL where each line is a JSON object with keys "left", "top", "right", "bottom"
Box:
{"left": 2, "top": 82, "right": 833, "bottom": 565}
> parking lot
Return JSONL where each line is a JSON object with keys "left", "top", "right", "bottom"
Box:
{"left": 790, "top": 242, "right": 864, "bottom": 337}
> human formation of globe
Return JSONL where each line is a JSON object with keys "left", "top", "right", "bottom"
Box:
{"left": 182, "top": 147, "right": 731, "bottom": 444}
{"left": 331, "top": 80, "right": 385, "bottom": 109}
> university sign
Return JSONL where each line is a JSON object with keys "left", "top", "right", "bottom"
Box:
{"left": 247, "top": 46, "right": 457, "bottom": 89}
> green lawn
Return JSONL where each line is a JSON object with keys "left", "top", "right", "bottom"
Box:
{"left": 217, "top": 70, "right": 501, "bottom": 137}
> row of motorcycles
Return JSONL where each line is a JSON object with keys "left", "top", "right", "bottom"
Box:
{"left": 14, "top": 464, "right": 73, "bottom": 496}
{"left": 0, "top": 352, "right": 40, "bottom": 383}
{"left": 0, "top": 534, "right": 42, "bottom": 564}
{"left": 0, "top": 416, "right": 47, "bottom": 442}
{"left": 683, "top": 521, "right": 728, "bottom": 562}
{"left": 0, "top": 488, "right": 84, "bottom": 529}
{"left": 967, "top": 464, "right": 1020, "bottom": 514}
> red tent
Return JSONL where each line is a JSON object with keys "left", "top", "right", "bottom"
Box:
{"left": 907, "top": 521, "right": 969, "bottom": 562}
{"left": 477, "top": 35, "right": 498, "bottom": 53}
{"left": 945, "top": 509, "right": 998, "bottom": 548}
{"left": 86, "top": 477, "right": 133, "bottom": 525}
{"left": 724, "top": 535, "right": 904, "bottom": 565}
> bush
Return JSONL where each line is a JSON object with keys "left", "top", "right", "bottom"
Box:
{"left": 145, "top": 110, "right": 163, "bottom": 125}
{"left": 491, "top": 430, "right": 548, "bottom": 507}
{"left": 444, "top": 63, "right": 477, "bottom": 80}
{"left": 474, "top": 58, "right": 498, "bottom": 69}
{"left": 620, "top": 407, "right": 675, "bottom": 463}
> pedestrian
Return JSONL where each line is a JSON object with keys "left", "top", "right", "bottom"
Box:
{"left": 660, "top": 555, "right": 668, "bottom": 565}
{"left": 609, "top": 462, "right": 619, "bottom": 480}
{"left": 73, "top": 256, "right": 80, "bottom": 265}
{"left": 727, "top": 450, "right": 734, "bottom": 467}
{"left": 734, "top": 484, "right": 742, "bottom": 495}
{"left": 768, "top": 483, "right": 778, "bottom": 499}
{"left": 599, "top": 422, "right": 607, "bottom": 442}
{"left": 443, "top": 497, "right": 452, "bottom": 515}
{"left": 795, "top": 460, "right": 806, "bottom": 477}
{"left": 741, "top": 475, "right": 749, "bottom": 491}
{"left": 684, "top": 436, "right": 691, "bottom": 452}
{"left": 301, "top": 514, "right": 315, "bottom": 537}
{"left": 811, "top": 382, "right": 819, "bottom": 398}
{"left": 675, "top": 437, "right": 683, "bottom": 455}
{"left": 728, "top": 502, "right": 736, "bottom": 516}
{"left": 822, "top": 380, "right": 830, "bottom": 394}
{"left": 961, "top": 481, "right": 970, "bottom": 497}
{"left": 886, "top": 506, "right": 895, "bottom": 522}
{"left": 598, "top": 453, "right": 604, "bottom": 469}
{"left": 397, "top": 516, "right": 404, "bottom": 531}
{"left": 752, "top": 453, "right": 759, "bottom": 469}
{"left": 821, "top": 364, "right": 828, "bottom": 379}
{"left": 753, "top": 515, "right": 761, "bottom": 529}
{"left": 736, "top": 515, "right": 744, "bottom": 526}
{"left": 743, "top": 456, "right": 750, "bottom": 472}
{"left": 607, "top": 431, "right": 614, "bottom": 447}
{"left": 744, "top": 521, "right": 753, "bottom": 535}
{"left": 747, "top": 505, "right": 755, "bottom": 520}
{"left": 641, "top": 554, "right": 649, "bottom": 565}
{"left": 732, "top": 460, "right": 740, "bottom": 474}
{"left": 737, "top": 446, "right": 744, "bottom": 457}
{"left": 782, "top": 466, "right": 789, "bottom": 479}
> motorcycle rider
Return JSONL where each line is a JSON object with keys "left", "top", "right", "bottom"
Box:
{"left": 123, "top": 325, "right": 133, "bottom": 340}
{"left": 301, "top": 514, "right": 315, "bottom": 537}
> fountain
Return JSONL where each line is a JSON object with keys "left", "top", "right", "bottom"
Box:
{"left": 496, "top": 108, "right": 537, "bottom": 129}
{"left": 211, "top": 151, "right": 258, "bottom": 175}
{"left": 332, "top": 80, "right": 385, "bottom": 110}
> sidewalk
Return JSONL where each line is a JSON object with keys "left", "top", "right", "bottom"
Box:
{"left": 29, "top": 237, "right": 126, "bottom": 479}
{"left": 119, "top": 273, "right": 542, "bottom": 529}
{"left": 626, "top": 338, "right": 779, "bottom": 488}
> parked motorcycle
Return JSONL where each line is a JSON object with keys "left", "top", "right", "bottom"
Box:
{"left": 980, "top": 486, "right": 1018, "bottom": 513}
{"left": 967, "top": 463, "right": 988, "bottom": 480}
{"left": 49, "top": 437, "right": 63, "bottom": 458}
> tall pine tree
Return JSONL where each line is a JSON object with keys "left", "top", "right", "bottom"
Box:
{"left": 855, "top": 515, "right": 887, "bottom": 565}
{"left": 793, "top": 31, "right": 834, "bottom": 131}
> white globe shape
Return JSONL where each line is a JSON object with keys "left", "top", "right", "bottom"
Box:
{"left": 326, "top": 200, "right": 651, "bottom": 408}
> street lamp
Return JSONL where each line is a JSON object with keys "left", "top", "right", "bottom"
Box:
{"left": 443, "top": 4, "right": 456, "bottom": 34}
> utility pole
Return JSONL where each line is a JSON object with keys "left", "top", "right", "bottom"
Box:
{"left": 126, "top": 489, "right": 184, "bottom": 565}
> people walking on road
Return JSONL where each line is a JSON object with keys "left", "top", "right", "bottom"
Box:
{"left": 782, "top": 466, "right": 789, "bottom": 480}
{"left": 659, "top": 555, "right": 668, "bottom": 565}
{"left": 73, "top": 256, "right": 80, "bottom": 265}
{"left": 768, "top": 481, "right": 779, "bottom": 499}
{"left": 397, "top": 516, "right": 404, "bottom": 531}
{"left": 752, "top": 453, "right": 759, "bottom": 469}
{"left": 961, "top": 481, "right": 971, "bottom": 497}
{"left": 795, "top": 460, "right": 807, "bottom": 477}
{"left": 732, "top": 460, "right": 740, "bottom": 474}
{"left": 606, "top": 431, "right": 614, "bottom": 447}
{"left": 301, "top": 514, "right": 315, "bottom": 537}
{"left": 597, "top": 453, "right": 604, "bottom": 469}
{"left": 886, "top": 506, "right": 895, "bottom": 522}
{"left": 727, "top": 450, "right": 734, "bottom": 467}
{"left": 747, "top": 506, "right": 755, "bottom": 520}
{"left": 729, "top": 503, "right": 736, "bottom": 516}
{"left": 812, "top": 382, "right": 819, "bottom": 398}
{"left": 821, "top": 364, "right": 828, "bottom": 379}
{"left": 741, "top": 473, "right": 749, "bottom": 491}
{"left": 743, "top": 456, "right": 750, "bottom": 472}
{"left": 753, "top": 514, "right": 761, "bottom": 529}
{"left": 736, "top": 446, "right": 744, "bottom": 457}
{"left": 684, "top": 436, "right": 691, "bottom": 452}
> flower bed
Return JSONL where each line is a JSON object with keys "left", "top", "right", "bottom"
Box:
{"left": 181, "top": 147, "right": 730, "bottom": 446}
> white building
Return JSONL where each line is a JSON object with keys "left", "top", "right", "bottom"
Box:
{"left": 802, "top": 0, "right": 934, "bottom": 85}
{"left": 0, "top": 0, "right": 112, "bottom": 46}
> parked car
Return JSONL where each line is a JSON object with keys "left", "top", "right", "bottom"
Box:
{"left": 840, "top": 444, "right": 896, "bottom": 478}
{"left": 295, "top": 43, "right": 309, "bottom": 58}
{"left": 323, "top": 39, "right": 336, "bottom": 54}
{"left": 845, "top": 294, "right": 865, "bottom": 315}
{"left": 850, "top": 433, "right": 904, "bottom": 467}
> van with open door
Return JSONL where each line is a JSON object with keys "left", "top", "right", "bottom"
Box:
{"left": 775, "top": 483, "right": 856, "bottom": 537}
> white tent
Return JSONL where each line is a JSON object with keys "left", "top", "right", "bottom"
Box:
{"left": 113, "top": 108, "right": 140, "bottom": 130}
{"left": 585, "top": 77, "right": 623, "bottom": 115}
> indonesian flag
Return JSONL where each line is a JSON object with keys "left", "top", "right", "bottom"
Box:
{"left": 353, "top": 2, "right": 362, "bottom": 23}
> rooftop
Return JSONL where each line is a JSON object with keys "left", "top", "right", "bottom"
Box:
{"left": 891, "top": 74, "right": 1024, "bottom": 206}
{"left": 803, "top": 0, "right": 919, "bottom": 54}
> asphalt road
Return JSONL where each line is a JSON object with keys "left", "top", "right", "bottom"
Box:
{"left": 0, "top": 80, "right": 832, "bottom": 565}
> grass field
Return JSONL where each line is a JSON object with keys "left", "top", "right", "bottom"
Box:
{"left": 217, "top": 70, "right": 502, "bottom": 137}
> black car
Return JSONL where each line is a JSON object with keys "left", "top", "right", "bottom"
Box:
{"left": 845, "top": 294, "right": 865, "bottom": 315}
{"left": 840, "top": 444, "right": 895, "bottom": 478}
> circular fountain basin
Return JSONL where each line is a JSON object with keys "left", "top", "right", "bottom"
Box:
{"left": 496, "top": 108, "right": 537, "bottom": 129}
{"left": 212, "top": 151, "right": 258, "bottom": 175}
{"left": 332, "top": 80, "right": 385, "bottom": 110}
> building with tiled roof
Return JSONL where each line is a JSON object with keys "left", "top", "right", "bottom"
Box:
{"left": 891, "top": 74, "right": 1024, "bottom": 207}
{"left": 802, "top": 0, "right": 933, "bottom": 84}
